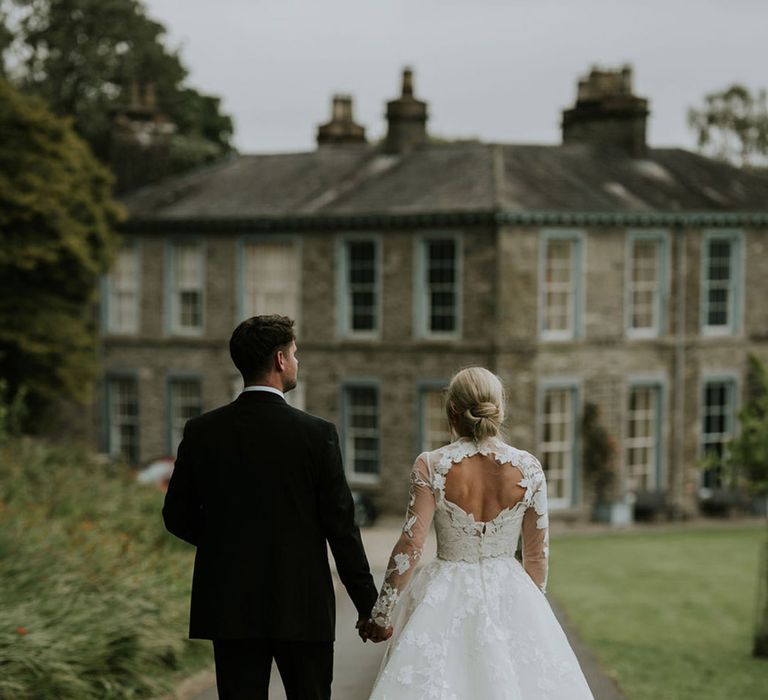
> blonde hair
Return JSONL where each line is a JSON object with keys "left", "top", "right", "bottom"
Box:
{"left": 446, "top": 367, "right": 505, "bottom": 442}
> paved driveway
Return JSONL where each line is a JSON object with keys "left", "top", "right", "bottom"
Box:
{"left": 190, "top": 518, "right": 625, "bottom": 699}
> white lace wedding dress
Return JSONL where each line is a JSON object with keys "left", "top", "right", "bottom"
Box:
{"left": 368, "top": 436, "right": 594, "bottom": 700}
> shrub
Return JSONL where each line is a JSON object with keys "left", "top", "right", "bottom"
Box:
{"left": 0, "top": 438, "right": 209, "bottom": 699}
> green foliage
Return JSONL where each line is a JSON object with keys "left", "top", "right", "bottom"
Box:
{"left": 0, "top": 78, "right": 121, "bottom": 427}
{"left": 0, "top": 379, "right": 27, "bottom": 443}
{"left": 581, "top": 402, "right": 618, "bottom": 504}
{"left": 724, "top": 355, "right": 768, "bottom": 496}
{"left": 6, "top": 0, "right": 233, "bottom": 171}
{"left": 0, "top": 438, "right": 211, "bottom": 699}
{"left": 688, "top": 84, "right": 768, "bottom": 168}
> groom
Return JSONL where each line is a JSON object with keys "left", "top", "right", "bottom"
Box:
{"left": 163, "top": 315, "right": 386, "bottom": 700}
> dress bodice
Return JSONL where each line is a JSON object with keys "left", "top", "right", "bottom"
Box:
{"left": 433, "top": 500, "right": 525, "bottom": 562}
{"left": 371, "top": 437, "right": 550, "bottom": 628}
{"left": 431, "top": 438, "right": 547, "bottom": 563}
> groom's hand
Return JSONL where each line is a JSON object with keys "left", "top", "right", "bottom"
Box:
{"left": 356, "top": 616, "right": 370, "bottom": 642}
{"left": 356, "top": 617, "right": 392, "bottom": 643}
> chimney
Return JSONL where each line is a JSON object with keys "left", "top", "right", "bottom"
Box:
{"left": 384, "top": 67, "right": 428, "bottom": 154}
{"left": 317, "top": 95, "right": 366, "bottom": 146}
{"left": 109, "top": 80, "right": 176, "bottom": 193}
{"left": 561, "top": 65, "right": 649, "bottom": 157}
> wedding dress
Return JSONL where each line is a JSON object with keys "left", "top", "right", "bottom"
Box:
{"left": 368, "top": 436, "right": 594, "bottom": 700}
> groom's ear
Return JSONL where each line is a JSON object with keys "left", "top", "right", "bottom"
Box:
{"left": 275, "top": 348, "right": 286, "bottom": 372}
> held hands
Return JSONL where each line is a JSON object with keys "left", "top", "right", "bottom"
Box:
{"left": 356, "top": 616, "right": 393, "bottom": 643}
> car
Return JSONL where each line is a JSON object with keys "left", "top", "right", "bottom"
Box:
{"left": 351, "top": 490, "right": 378, "bottom": 528}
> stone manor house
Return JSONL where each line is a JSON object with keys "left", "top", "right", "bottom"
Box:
{"left": 97, "top": 66, "right": 768, "bottom": 518}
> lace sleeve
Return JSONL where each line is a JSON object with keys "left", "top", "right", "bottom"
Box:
{"left": 521, "top": 465, "right": 549, "bottom": 593}
{"left": 371, "top": 453, "right": 435, "bottom": 628}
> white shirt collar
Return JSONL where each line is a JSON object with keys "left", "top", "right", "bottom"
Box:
{"left": 242, "top": 385, "right": 285, "bottom": 399}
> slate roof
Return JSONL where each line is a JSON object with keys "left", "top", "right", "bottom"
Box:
{"left": 122, "top": 142, "right": 768, "bottom": 226}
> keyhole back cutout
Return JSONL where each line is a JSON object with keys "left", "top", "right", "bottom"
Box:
{"left": 443, "top": 454, "right": 527, "bottom": 524}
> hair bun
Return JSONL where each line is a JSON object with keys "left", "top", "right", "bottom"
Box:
{"left": 446, "top": 366, "right": 506, "bottom": 442}
{"left": 469, "top": 402, "right": 499, "bottom": 419}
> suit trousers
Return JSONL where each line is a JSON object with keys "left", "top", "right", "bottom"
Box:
{"left": 212, "top": 638, "right": 333, "bottom": 700}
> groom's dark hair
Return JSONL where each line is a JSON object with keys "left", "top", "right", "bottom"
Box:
{"left": 230, "top": 315, "right": 296, "bottom": 382}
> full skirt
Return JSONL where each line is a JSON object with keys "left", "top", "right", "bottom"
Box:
{"left": 369, "top": 556, "right": 594, "bottom": 700}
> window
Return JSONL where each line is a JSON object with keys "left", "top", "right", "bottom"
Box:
{"left": 169, "top": 241, "right": 204, "bottom": 334}
{"left": 627, "top": 233, "right": 667, "bottom": 336}
{"left": 702, "top": 232, "right": 742, "bottom": 335}
{"left": 339, "top": 238, "right": 379, "bottom": 335}
{"left": 540, "top": 232, "right": 583, "bottom": 340}
{"left": 539, "top": 384, "right": 578, "bottom": 508}
{"left": 241, "top": 239, "right": 299, "bottom": 321}
{"left": 105, "top": 243, "right": 140, "bottom": 334}
{"left": 419, "top": 386, "right": 451, "bottom": 452}
{"left": 701, "top": 378, "right": 737, "bottom": 488}
{"left": 418, "top": 236, "right": 460, "bottom": 337}
{"left": 168, "top": 377, "right": 203, "bottom": 454}
{"left": 106, "top": 375, "right": 139, "bottom": 463}
{"left": 343, "top": 384, "right": 380, "bottom": 481}
{"left": 625, "top": 384, "right": 662, "bottom": 491}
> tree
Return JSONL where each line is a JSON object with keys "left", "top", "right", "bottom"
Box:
{"left": 719, "top": 355, "right": 768, "bottom": 658}
{"left": 0, "top": 78, "right": 121, "bottom": 429}
{"left": 581, "top": 402, "right": 618, "bottom": 509}
{"left": 688, "top": 84, "right": 768, "bottom": 168}
{"left": 4, "top": 0, "right": 233, "bottom": 181}
{"left": 725, "top": 355, "right": 768, "bottom": 497}
{"left": 0, "top": 5, "right": 12, "bottom": 73}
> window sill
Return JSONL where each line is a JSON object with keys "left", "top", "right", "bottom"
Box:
{"left": 347, "top": 474, "right": 381, "bottom": 488}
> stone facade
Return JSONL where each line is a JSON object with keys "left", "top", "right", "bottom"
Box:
{"left": 96, "top": 221, "right": 768, "bottom": 518}
{"left": 96, "top": 67, "right": 768, "bottom": 520}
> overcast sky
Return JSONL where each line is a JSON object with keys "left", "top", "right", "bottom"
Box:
{"left": 144, "top": 0, "right": 767, "bottom": 154}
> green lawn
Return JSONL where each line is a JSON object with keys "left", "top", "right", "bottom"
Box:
{"left": 548, "top": 525, "right": 768, "bottom": 700}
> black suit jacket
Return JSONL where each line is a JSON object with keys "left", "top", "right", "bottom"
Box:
{"left": 162, "top": 390, "right": 378, "bottom": 641}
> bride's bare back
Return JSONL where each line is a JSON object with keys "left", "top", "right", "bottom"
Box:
{"left": 443, "top": 453, "right": 527, "bottom": 523}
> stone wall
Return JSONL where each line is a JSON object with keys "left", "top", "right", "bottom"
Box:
{"left": 95, "top": 223, "right": 768, "bottom": 518}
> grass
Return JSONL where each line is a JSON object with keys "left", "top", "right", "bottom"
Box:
{"left": 548, "top": 524, "right": 768, "bottom": 700}
{"left": 0, "top": 437, "right": 211, "bottom": 699}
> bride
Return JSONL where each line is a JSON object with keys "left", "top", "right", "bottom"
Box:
{"left": 359, "top": 367, "right": 594, "bottom": 699}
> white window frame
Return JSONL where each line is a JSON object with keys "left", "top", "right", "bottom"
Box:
{"left": 105, "top": 372, "right": 140, "bottom": 463}
{"left": 103, "top": 240, "right": 141, "bottom": 335}
{"left": 625, "top": 230, "right": 669, "bottom": 339}
{"left": 341, "top": 380, "right": 381, "bottom": 484}
{"left": 166, "top": 238, "right": 205, "bottom": 336}
{"left": 539, "top": 230, "right": 584, "bottom": 341}
{"left": 537, "top": 378, "right": 581, "bottom": 509}
{"left": 418, "top": 381, "right": 451, "bottom": 453}
{"left": 238, "top": 236, "right": 301, "bottom": 328}
{"left": 415, "top": 233, "right": 463, "bottom": 340}
{"left": 337, "top": 235, "right": 382, "bottom": 339}
{"left": 167, "top": 374, "right": 203, "bottom": 455}
{"left": 624, "top": 377, "right": 665, "bottom": 493}
{"left": 700, "top": 230, "right": 743, "bottom": 337}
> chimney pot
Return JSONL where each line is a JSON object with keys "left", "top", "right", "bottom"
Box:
{"left": 144, "top": 82, "right": 157, "bottom": 110}
{"left": 384, "top": 67, "right": 429, "bottom": 154}
{"left": 402, "top": 67, "right": 414, "bottom": 97}
{"left": 562, "top": 64, "right": 649, "bottom": 157}
{"left": 317, "top": 94, "right": 366, "bottom": 146}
